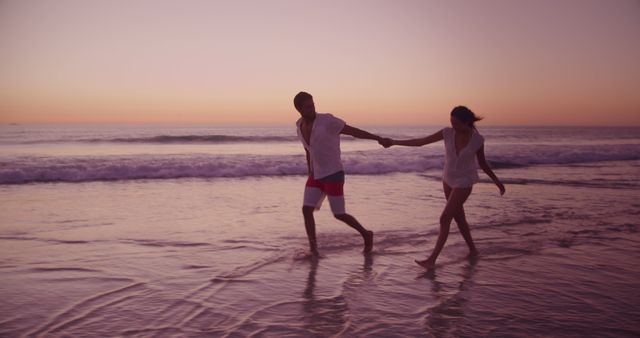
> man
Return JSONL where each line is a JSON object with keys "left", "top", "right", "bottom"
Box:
{"left": 294, "top": 91, "right": 386, "bottom": 256}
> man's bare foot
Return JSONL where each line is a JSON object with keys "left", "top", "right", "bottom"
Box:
{"left": 308, "top": 239, "right": 319, "bottom": 256}
{"left": 467, "top": 249, "right": 479, "bottom": 258}
{"left": 415, "top": 258, "right": 435, "bottom": 270}
{"left": 363, "top": 230, "right": 373, "bottom": 253}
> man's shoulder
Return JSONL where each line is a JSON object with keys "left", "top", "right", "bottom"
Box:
{"left": 317, "top": 112, "right": 339, "bottom": 119}
{"left": 317, "top": 113, "right": 345, "bottom": 124}
{"left": 316, "top": 112, "right": 332, "bottom": 119}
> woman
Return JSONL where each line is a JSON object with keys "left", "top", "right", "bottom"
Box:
{"left": 382, "top": 106, "right": 505, "bottom": 269}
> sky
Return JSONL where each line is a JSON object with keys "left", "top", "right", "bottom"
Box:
{"left": 0, "top": 0, "right": 639, "bottom": 126}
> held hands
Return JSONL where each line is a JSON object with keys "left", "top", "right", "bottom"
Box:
{"left": 378, "top": 138, "right": 394, "bottom": 148}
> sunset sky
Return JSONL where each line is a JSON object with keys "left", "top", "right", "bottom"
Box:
{"left": 1, "top": 0, "right": 639, "bottom": 125}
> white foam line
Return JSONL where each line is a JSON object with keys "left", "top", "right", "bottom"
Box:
{"left": 145, "top": 252, "right": 290, "bottom": 333}
{"left": 27, "top": 282, "right": 146, "bottom": 338}
{"left": 143, "top": 279, "right": 228, "bottom": 331}
{"left": 220, "top": 299, "right": 307, "bottom": 338}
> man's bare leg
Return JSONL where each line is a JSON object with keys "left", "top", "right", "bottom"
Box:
{"left": 334, "top": 213, "right": 373, "bottom": 253}
{"left": 302, "top": 206, "right": 319, "bottom": 256}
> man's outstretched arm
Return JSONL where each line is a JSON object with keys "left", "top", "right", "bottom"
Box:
{"left": 341, "top": 124, "right": 383, "bottom": 142}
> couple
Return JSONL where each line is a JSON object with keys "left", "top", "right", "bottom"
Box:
{"left": 294, "top": 91, "right": 505, "bottom": 269}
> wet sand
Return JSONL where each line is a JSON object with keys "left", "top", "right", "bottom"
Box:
{"left": 1, "top": 163, "right": 639, "bottom": 337}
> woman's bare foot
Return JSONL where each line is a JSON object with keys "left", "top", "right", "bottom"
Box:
{"left": 415, "top": 258, "right": 435, "bottom": 270}
{"left": 363, "top": 231, "right": 374, "bottom": 253}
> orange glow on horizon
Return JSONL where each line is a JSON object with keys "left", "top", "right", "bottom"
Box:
{"left": 1, "top": 1, "right": 639, "bottom": 126}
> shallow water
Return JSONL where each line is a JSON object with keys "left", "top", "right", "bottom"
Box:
{"left": 1, "top": 159, "right": 639, "bottom": 337}
{"left": 2, "top": 125, "right": 639, "bottom": 337}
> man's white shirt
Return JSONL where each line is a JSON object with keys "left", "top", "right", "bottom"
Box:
{"left": 296, "top": 113, "right": 346, "bottom": 180}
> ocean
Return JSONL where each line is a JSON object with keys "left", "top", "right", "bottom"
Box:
{"left": 1, "top": 124, "right": 639, "bottom": 337}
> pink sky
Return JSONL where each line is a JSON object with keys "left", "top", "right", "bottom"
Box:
{"left": 1, "top": 0, "right": 639, "bottom": 125}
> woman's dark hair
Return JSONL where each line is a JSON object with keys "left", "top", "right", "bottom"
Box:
{"left": 294, "top": 91, "right": 313, "bottom": 110}
{"left": 451, "top": 106, "right": 482, "bottom": 129}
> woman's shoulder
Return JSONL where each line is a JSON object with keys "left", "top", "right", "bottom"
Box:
{"left": 473, "top": 130, "right": 485, "bottom": 144}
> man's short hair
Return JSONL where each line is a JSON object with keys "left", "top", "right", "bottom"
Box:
{"left": 294, "top": 92, "right": 313, "bottom": 109}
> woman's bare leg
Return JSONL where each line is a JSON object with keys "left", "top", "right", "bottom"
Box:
{"left": 454, "top": 205, "right": 478, "bottom": 257}
{"left": 444, "top": 183, "right": 478, "bottom": 255}
{"left": 416, "top": 183, "right": 472, "bottom": 269}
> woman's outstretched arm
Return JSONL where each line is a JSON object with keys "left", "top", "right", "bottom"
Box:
{"left": 387, "top": 129, "right": 444, "bottom": 147}
{"left": 476, "top": 145, "right": 506, "bottom": 195}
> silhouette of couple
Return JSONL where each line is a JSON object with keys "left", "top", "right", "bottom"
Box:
{"left": 294, "top": 92, "right": 505, "bottom": 270}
